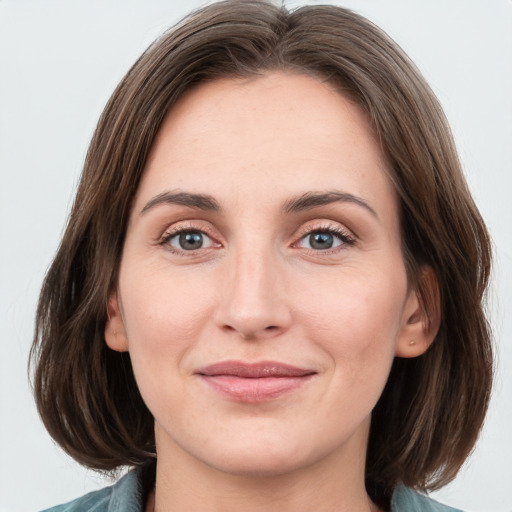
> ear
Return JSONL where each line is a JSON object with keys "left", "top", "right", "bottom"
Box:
{"left": 104, "top": 292, "right": 129, "bottom": 352}
{"left": 395, "top": 266, "right": 441, "bottom": 358}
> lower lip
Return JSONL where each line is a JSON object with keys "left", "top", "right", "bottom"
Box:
{"left": 200, "top": 375, "right": 313, "bottom": 403}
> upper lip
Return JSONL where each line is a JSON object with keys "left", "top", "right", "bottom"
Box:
{"left": 196, "top": 361, "right": 316, "bottom": 378}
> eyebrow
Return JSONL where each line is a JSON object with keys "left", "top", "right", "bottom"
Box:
{"left": 140, "top": 189, "right": 377, "bottom": 219}
{"left": 140, "top": 191, "right": 221, "bottom": 215}
{"left": 283, "top": 191, "right": 378, "bottom": 219}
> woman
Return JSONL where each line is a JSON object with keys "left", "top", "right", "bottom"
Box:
{"left": 31, "top": 1, "right": 493, "bottom": 511}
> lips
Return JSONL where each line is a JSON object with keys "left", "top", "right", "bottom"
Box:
{"left": 196, "top": 361, "right": 316, "bottom": 403}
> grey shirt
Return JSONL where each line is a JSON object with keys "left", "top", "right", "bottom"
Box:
{"left": 40, "top": 466, "right": 462, "bottom": 512}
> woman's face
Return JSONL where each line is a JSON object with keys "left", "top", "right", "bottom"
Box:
{"left": 106, "top": 72, "right": 429, "bottom": 477}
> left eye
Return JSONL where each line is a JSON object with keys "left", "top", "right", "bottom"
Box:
{"left": 297, "top": 230, "right": 348, "bottom": 251}
{"left": 167, "top": 230, "right": 215, "bottom": 251}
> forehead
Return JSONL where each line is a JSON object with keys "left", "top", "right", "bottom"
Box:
{"left": 135, "top": 72, "right": 397, "bottom": 223}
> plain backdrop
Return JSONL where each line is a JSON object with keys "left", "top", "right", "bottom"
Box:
{"left": 1, "top": 1, "right": 511, "bottom": 511}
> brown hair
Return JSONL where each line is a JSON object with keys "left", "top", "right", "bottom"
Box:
{"left": 31, "top": 0, "right": 492, "bottom": 500}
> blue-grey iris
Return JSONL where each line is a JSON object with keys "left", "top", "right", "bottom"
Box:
{"left": 180, "top": 232, "right": 203, "bottom": 250}
{"left": 309, "top": 232, "right": 333, "bottom": 250}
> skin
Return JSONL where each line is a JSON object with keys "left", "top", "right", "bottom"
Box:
{"left": 105, "top": 72, "right": 438, "bottom": 512}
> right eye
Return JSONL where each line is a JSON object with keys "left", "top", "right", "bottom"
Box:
{"left": 161, "top": 229, "right": 217, "bottom": 252}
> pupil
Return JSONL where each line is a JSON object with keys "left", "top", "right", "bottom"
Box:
{"left": 310, "top": 232, "right": 333, "bottom": 250}
{"left": 179, "top": 232, "right": 203, "bottom": 250}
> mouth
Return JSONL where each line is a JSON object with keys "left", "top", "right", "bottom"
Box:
{"left": 195, "top": 361, "right": 317, "bottom": 403}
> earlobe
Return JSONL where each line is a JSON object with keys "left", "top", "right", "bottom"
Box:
{"left": 105, "top": 292, "right": 129, "bottom": 352}
{"left": 395, "top": 267, "right": 441, "bottom": 358}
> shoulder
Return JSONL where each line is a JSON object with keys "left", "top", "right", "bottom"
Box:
{"left": 391, "top": 485, "right": 464, "bottom": 512}
{"left": 38, "top": 468, "right": 144, "bottom": 512}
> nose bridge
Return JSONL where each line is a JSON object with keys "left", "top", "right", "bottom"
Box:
{"left": 216, "top": 240, "right": 290, "bottom": 338}
{"left": 234, "top": 246, "right": 274, "bottom": 304}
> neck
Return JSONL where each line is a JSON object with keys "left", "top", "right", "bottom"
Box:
{"left": 151, "top": 422, "right": 380, "bottom": 512}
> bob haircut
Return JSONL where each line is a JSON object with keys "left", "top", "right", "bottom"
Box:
{"left": 31, "top": 0, "right": 492, "bottom": 501}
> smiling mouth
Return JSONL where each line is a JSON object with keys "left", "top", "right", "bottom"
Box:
{"left": 196, "top": 361, "right": 317, "bottom": 403}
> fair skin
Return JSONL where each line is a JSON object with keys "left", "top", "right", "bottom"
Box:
{"left": 105, "top": 72, "right": 437, "bottom": 512}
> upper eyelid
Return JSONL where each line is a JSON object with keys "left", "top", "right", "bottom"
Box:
{"left": 159, "top": 220, "right": 218, "bottom": 237}
{"left": 294, "top": 220, "right": 354, "bottom": 238}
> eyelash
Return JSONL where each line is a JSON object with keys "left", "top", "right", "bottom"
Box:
{"left": 157, "top": 223, "right": 355, "bottom": 256}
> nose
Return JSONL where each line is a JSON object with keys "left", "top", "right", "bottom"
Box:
{"left": 214, "top": 248, "right": 292, "bottom": 340}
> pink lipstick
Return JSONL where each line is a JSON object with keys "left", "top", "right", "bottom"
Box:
{"left": 196, "top": 361, "right": 316, "bottom": 403}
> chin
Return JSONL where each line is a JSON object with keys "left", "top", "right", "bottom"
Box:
{"left": 208, "top": 448, "right": 311, "bottom": 478}
{"left": 192, "top": 426, "right": 341, "bottom": 479}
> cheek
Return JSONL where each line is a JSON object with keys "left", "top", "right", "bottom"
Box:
{"left": 118, "top": 265, "right": 216, "bottom": 364}
{"left": 116, "top": 266, "right": 220, "bottom": 424}
{"left": 297, "top": 268, "right": 406, "bottom": 383}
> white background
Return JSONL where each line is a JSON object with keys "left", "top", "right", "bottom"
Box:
{"left": 0, "top": 1, "right": 511, "bottom": 511}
